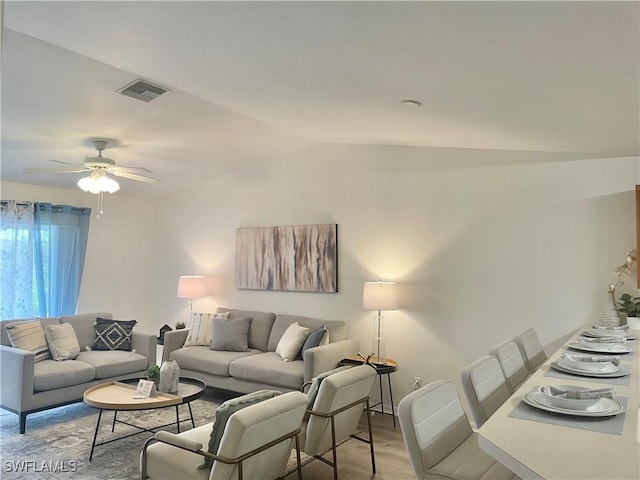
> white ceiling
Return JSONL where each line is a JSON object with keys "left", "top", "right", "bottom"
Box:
{"left": 2, "top": 1, "right": 638, "bottom": 197}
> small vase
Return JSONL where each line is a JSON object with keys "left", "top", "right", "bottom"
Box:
{"left": 600, "top": 292, "right": 622, "bottom": 327}
{"left": 159, "top": 360, "right": 180, "bottom": 394}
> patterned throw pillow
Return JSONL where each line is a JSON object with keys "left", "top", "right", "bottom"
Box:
{"left": 93, "top": 318, "right": 137, "bottom": 351}
{"left": 184, "top": 311, "right": 229, "bottom": 347}
{"left": 197, "top": 390, "right": 281, "bottom": 470}
{"left": 5, "top": 319, "right": 52, "bottom": 362}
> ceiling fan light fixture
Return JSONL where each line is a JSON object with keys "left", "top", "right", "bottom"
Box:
{"left": 77, "top": 170, "right": 120, "bottom": 194}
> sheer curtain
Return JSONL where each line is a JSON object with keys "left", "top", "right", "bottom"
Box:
{"left": 34, "top": 203, "right": 91, "bottom": 317}
{"left": 0, "top": 201, "right": 36, "bottom": 319}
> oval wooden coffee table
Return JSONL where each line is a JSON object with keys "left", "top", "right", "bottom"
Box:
{"left": 83, "top": 377, "right": 206, "bottom": 461}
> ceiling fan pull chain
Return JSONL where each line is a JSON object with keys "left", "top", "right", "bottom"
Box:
{"left": 96, "top": 191, "right": 104, "bottom": 219}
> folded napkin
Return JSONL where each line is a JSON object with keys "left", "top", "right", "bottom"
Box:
{"left": 593, "top": 324, "right": 629, "bottom": 331}
{"left": 582, "top": 330, "right": 627, "bottom": 338}
{"left": 539, "top": 385, "right": 615, "bottom": 400}
{"left": 560, "top": 353, "right": 620, "bottom": 366}
{"left": 579, "top": 335, "right": 627, "bottom": 344}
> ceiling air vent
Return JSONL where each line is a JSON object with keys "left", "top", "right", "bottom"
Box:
{"left": 117, "top": 79, "right": 169, "bottom": 102}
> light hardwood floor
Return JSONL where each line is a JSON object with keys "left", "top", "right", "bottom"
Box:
{"left": 292, "top": 411, "right": 415, "bottom": 480}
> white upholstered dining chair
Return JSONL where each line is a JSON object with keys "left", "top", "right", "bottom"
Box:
{"left": 460, "top": 355, "right": 511, "bottom": 429}
{"left": 514, "top": 328, "right": 547, "bottom": 373}
{"left": 140, "top": 391, "right": 308, "bottom": 480}
{"left": 398, "top": 380, "right": 519, "bottom": 480}
{"left": 490, "top": 340, "right": 530, "bottom": 392}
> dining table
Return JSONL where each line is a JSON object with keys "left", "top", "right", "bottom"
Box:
{"left": 478, "top": 324, "right": 639, "bottom": 480}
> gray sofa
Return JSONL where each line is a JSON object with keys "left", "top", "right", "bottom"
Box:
{"left": 163, "top": 307, "right": 358, "bottom": 394}
{"left": 0, "top": 312, "right": 156, "bottom": 433}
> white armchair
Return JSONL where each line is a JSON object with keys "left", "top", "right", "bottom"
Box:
{"left": 140, "top": 391, "right": 308, "bottom": 480}
{"left": 294, "top": 364, "right": 377, "bottom": 480}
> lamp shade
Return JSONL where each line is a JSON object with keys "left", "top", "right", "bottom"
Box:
{"left": 177, "top": 275, "right": 207, "bottom": 299}
{"left": 362, "top": 281, "right": 398, "bottom": 311}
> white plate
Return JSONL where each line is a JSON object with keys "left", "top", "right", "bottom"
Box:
{"left": 568, "top": 342, "right": 633, "bottom": 354}
{"left": 582, "top": 330, "right": 637, "bottom": 340}
{"left": 551, "top": 361, "right": 631, "bottom": 378}
{"left": 556, "top": 358, "right": 619, "bottom": 374}
{"left": 523, "top": 392, "right": 625, "bottom": 417}
{"left": 534, "top": 385, "right": 601, "bottom": 410}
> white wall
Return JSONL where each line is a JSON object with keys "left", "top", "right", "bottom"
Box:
{"left": 4, "top": 145, "right": 637, "bottom": 410}
{"left": 0, "top": 181, "right": 155, "bottom": 333}
{"left": 150, "top": 144, "right": 638, "bottom": 407}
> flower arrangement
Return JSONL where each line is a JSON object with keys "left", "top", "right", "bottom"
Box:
{"left": 607, "top": 249, "right": 638, "bottom": 320}
{"left": 608, "top": 249, "right": 637, "bottom": 294}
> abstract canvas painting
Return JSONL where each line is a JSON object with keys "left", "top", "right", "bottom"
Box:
{"left": 235, "top": 224, "right": 338, "bottom": 292}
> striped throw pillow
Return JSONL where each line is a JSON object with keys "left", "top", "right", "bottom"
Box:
{"left": 5, "top": 319, "right": 52, "bottom": 362}
{"left": 184, "top": 311, "right": 229, "bottom": 346}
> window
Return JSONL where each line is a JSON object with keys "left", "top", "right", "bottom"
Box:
{"left": 0, "top": 201, "right": 91, "bottom": 319}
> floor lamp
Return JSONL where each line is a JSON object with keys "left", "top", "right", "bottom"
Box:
{"left": 177, "top": 275, "right": 207, "bottom": 322}
{"left": 363, "top": 280, "right": 398, "bottom": 364}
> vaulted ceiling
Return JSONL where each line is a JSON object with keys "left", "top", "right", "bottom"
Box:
{"left": 2, "top": 1, "right": 638, "bottom": 197}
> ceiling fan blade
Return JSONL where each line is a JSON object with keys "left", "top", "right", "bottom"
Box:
{"left": 111, "top": 170, "right": 162, "bottom": 184}
{"left": 24, "top": 166, "right": 90, "bottom": 174}
{"left": 111, "top": 165, "right": 155, "bottom": 175}
{"left": 49, "top": 159, "right": 85, "bottom": 166}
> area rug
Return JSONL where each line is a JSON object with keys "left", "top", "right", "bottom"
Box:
{"left": 0, "top": 389, "right": 231, "bottom": 480}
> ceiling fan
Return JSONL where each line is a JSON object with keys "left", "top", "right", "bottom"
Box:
{"left": 23, "top": 139, "right": 161, "bottom": 194}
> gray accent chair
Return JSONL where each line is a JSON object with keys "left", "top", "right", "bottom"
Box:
{"left": 140, "top": 391, "right": 308, "bottom": 480}
{"left": 0, "top": 312, "right": 156, "bottom": 433}
{"left": 460, "top": 355, "right": 511, "bottom": 429}
{"left": 514, "top": 328, "right": 547, "bottom": 373}
{"left": 490, "top": 340, "right": 530, "bottom": 393}
{"left": 398, "top": 380, "right": 519, "bottom": 480}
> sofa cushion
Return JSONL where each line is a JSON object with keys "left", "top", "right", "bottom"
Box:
{"left": 184, "top": 311, "right": 229, "bottom": 347}
{"left": 211, "top": 316, "right": 251, "bottom": 352}
{"left": 1, "top": 317, "right": 60, "bottom": 347}
{"left": 229, "top": 352, "right": 304, "bottom": 390}
{"left": 299, "top": 326, "right": 328, "bottom": 359}
{"left": 5, "top": 319, "right": 52, "bottom": 362}
{"left": 75, "top": 350, "right": 148, "bottom": 379}
{"left": 33, "top": 359, "right": 95, "bottom": 392}
{"left": 60, "top": 312, "right": 112, "bottom": 350}
{"left": 275, "top": 322, "right": 310, "bottom": 362}
{"left": 45, "top": 322, "right": 81, "bottom": 361}
{"left": 268, "top": 314, "right": 347, "bottom": 352}
{"left": 93, "top": 318, "right": 137, "bottom": 351}
{"left": 170, "top": 346, "right": 260, "bottom": 376}
{"left": 216, "top": 307, "right": 276, "bottom": 352}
